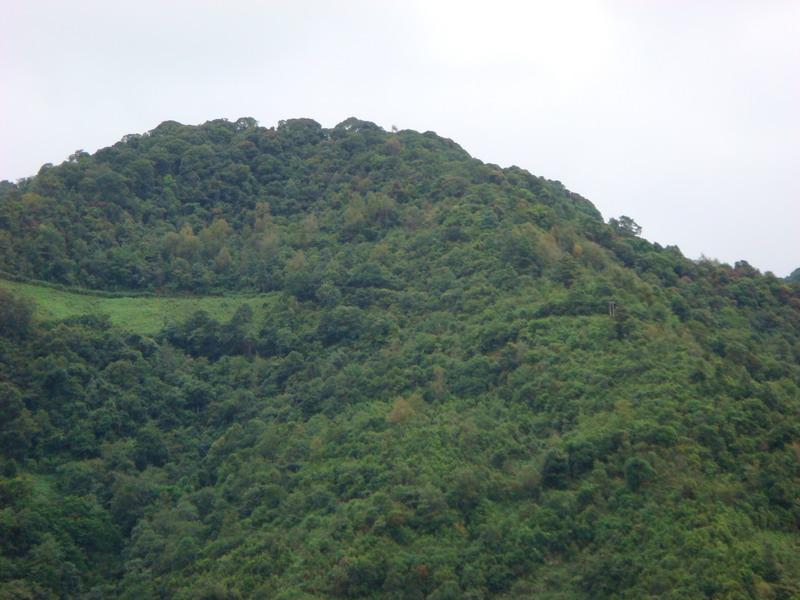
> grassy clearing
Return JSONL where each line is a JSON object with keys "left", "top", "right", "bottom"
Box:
{"left": 1, "top": 278, "right": 273, "bottom": 334}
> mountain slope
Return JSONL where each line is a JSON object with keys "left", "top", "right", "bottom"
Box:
{"left": 1, "top": 118, "right": 799, "bottom": 599}
{"left": 0, "top": 117, "right": 600, "bottom": 292}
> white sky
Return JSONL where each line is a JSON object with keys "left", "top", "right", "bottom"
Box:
{"left": 1, "top": 0, "right": 798, "bottom": 275}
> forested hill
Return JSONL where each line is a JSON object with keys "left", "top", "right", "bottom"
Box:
{"left": 0, "top": 116, "right": 603, "bottom": 292}
{"left": 1, "top": 118, "right": 799, "bottom": 599}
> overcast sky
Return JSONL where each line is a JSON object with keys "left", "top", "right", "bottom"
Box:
{"left": 2, "top": 1, "right": 798, "bottom": 275}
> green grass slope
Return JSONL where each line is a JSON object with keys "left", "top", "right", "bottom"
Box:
{"left": 1, "top": 278, "right": 270, "bottom": 334}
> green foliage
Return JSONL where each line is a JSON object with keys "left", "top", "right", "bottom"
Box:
{"left": 0, "top": 118, "right": 799, "bottom": 598}
{"left": 0, "top": 287, "right": 33, "bottom": 339}
{"left": 623, "top": 456, "right": 655, "bottom": 491}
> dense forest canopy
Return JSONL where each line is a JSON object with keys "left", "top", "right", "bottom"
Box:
{"left": 0, "top": 117, "right": 601, "bottom": 293}
{"left": 1, "top": 117, "right": 799, "bottom": 599}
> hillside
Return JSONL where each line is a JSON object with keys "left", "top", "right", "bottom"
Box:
{"left": 0, "top": 278, "right": 271, "bottom": 334}
{"left": 0, "top": 117, "right": 601, "bottom": 294}
{"left": 1, "top": 118, "right": 799, "bottom": 599}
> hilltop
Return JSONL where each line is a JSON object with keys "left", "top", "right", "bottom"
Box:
{"left": 1, "top": 117, "right": 602, "bottom": 293}
{"left": 1, "top": 118, "right": 799, "bottom": 599}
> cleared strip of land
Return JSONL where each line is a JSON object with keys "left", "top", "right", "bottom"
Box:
{"left": 1, "top": 278, "right": 270, "bottom": 334}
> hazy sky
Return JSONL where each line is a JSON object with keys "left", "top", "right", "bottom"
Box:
{"left": 2, "top": 1, "right": 798, "bottom": 275}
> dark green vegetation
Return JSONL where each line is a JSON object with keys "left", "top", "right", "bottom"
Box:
{"left": 1, "top": 117, "right": 799, "bottom": 599}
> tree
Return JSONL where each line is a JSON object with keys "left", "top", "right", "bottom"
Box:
{"left": 624, "top": 457, "right": 655, "bottom": 491}
{"left": 609, "top": 215, "right": 642, "bottom": 236}
{"left": 0, "top": 289, "right": 33, "bottom": 339}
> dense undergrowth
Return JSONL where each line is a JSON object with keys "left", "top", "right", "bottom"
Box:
{"left": 1, "top": 117, "right": 799, "bottom": 599}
